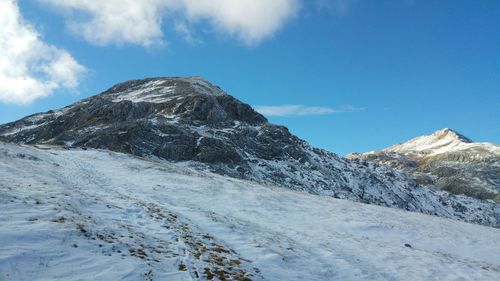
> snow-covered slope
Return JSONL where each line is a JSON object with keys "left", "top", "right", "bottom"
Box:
{"left": 348, "top": 128, "right": 500, "bottom": 202}
{"left": 1, "top": 143, "right": 499, "bottom": 281}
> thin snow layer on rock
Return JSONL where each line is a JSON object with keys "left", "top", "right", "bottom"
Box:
{"left": 0, "top": 107, "right": 70, "bottom": 138}
{"left": 0, "top": 123, "right": 44, "bottom": 136}
{"left": 112, "top": 84, "right": 176, "bottom": 103}
{"left": 108, "top": 77, "right": 226, "bottom": 103}
{"left": 1, "top": 143, "right": 500, "bottom": 281}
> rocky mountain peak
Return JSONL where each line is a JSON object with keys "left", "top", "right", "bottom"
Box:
{"left": 102, "top": 76, "right": 228, "bottom": 104}
{"left": 91, "top": 77, "right": 267, "bottom": 126}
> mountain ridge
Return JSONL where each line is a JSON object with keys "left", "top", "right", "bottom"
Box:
{"left": 1, "top": 77, "right": 499, "bottom": 227}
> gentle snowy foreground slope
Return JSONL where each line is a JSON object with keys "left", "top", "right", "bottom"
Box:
{"left": 1, "top": 143, "right": 499, "bottom": 280}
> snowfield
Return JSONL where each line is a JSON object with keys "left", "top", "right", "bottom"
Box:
{"left": 0, "top": 143, "right": 499, "bottom": 280}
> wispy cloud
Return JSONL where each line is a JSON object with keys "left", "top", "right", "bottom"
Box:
{"left": 0, "top": 0, "right": 86, "bottom": 105}
{"left": 40, "top": 0, "right": 300, "bottom": 47}
{"left": 337, "top": 105, "right": 366, "bottom": 112}
{"left": 254, "top": 104, "right": 365, "bottom": 117}
{"left": 174, "top": 21, "right": 202, "bottom": 45}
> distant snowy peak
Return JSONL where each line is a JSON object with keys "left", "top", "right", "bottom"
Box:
{"left": 104, "top": 76, "right": 227, "bottom": 104}
{"left": 384, "top": 128, "right": 498, "bottom": 158}
{"left": 348, "top": 128, "right": 500, "bottom": 202}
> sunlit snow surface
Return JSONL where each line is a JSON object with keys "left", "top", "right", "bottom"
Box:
{"left": 0, "top": 143, "right": 499, "bottom": 280}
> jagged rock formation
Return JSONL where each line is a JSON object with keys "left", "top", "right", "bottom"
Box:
{"left": 348, "top": 128, "right": 500, "bottom": 202}
{"left": 1, "top": 77, "right": 499, "bottom": 226}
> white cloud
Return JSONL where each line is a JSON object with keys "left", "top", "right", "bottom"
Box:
{"left": 255, "top": 104, "right": 364, "bottom": 117}
{"left": 41, "top": 0, "right": 299, "bottom": 47}
{"left": 0, "top": 0, "right": 86, "bottom": 105}
{"left": 41, "top": 0, "right": 168, "bottom": 47}
{"left": 178, "top": 0, "right": 299, "bottom": 46}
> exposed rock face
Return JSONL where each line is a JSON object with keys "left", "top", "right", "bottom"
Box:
{"left": 1, "top": 77, "right": 499, "bottom": 227}
{"left": 348, "top": 128, "right": 500, "bottom": 202}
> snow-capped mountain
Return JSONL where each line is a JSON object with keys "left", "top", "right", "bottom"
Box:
{"left": 0, "top": 77, "right": 499, "bottom": 227}
{"left": 348, "top": 128, "right": 500, "bottom": 202}
{"left": 1, "top": 143, "right": 500, "bottom": 280}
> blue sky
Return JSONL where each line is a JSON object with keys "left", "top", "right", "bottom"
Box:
{"left": 1, "top": 0, "right": 499, "bottom": 155}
